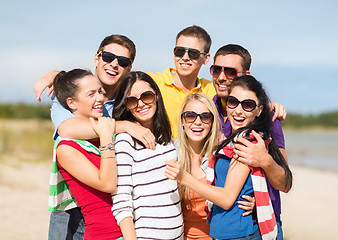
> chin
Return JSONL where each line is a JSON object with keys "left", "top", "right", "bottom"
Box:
{"left": 217, "top": 92, "right": 228, "bottom": 99}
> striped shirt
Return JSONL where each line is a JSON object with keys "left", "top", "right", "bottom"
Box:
{"left": 112, "top": 133, "right": 184, "bottom": 240}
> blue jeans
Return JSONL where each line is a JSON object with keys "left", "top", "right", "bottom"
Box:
{"left": 276, "top": 217, "right": 284, "bottom": 240}
{"left": 48, "top": 207, "right": 85, "bottom": 240}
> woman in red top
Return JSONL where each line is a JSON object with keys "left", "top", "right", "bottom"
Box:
{"left": 53, "top": 69, "right": 122, "bottom": 240}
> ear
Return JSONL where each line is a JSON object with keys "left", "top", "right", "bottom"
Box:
{"left": 94, "top": 53, "right": 99, "bottom": 68}
{"left": 256, "top": 105, "right": 263, "bottom": 117}
{"left": 245, "top": 70, "right": 251, "bottom": 75}
{"left": 66, "top": 97, "right": 77, "bottom": 111}
{"left": 202, "top": 53, "right": 211, "bottom": 65}
{"left": 126, "top": 63, "right": 133, "bottom": 72}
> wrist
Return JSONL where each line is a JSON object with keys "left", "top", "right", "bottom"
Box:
{"left": 99, "top": 142, "right": 115, "bottom": 152}
{"left": 261, "top": 152, "right": 274, "bottom": 170}
{"left": 99, "top": 134, "right": 114, "bottom": 145}
{"left": 180, "top": 171, "right": 189, "bottom": 185}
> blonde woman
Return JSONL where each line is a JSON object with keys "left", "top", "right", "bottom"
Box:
{"left": 174, "top": 93, "right": 255, "bottom": 239}
{"left": 175, "top": 93, "right": 218, "bottom": 239}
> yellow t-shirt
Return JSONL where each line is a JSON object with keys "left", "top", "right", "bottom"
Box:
{"left": 147, "top": 67, "right": 216, "bottom": 139}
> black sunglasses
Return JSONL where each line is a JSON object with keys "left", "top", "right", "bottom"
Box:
{"left": 181, "top": 111, "right": 214, "bottom": 124}
{"left": 98, "top": 51, "right": 131, "bottom": 68}
{"left": 226, "top": 96, "right": 257, "bottom": 112}
{"left": 210, "top": 65, "right": 246, "bottom": 80}
{"left": 174, "top": 47, "right": 207, "bottom": 60}
{"left": 124, "top": 91, "right": 156, "bottom": 110}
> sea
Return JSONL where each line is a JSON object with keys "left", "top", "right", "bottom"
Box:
{"left": 284, "top": 130, "right": 338, "bottom": 172}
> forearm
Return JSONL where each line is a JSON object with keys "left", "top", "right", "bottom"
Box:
{"left": 98, "top": 135, "right": 117, "bottom": 193}
{"left": 115, "top": 120, "right": 130, "bottom": 134}
{"left": 180, "top": 171, "right": 236, "bottom": 210}
{"left": 262, "top": 151, "right": 288, "bottom": 192}
{"left": 58, "top": 117, "right": 99, "bottom": 139}
{"left": 119, "top": 217, "right": 137, "bottom": 240}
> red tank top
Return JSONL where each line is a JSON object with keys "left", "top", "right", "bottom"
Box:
{"left": 57, "top": 140, "right": 122, "bottom": 240}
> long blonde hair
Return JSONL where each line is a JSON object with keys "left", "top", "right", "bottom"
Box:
{"left": 177, "top": 93, "right": 219, "bottom": 208}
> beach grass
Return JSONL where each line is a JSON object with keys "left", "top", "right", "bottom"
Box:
{"left": 0, "top": 119, "right": 54, "bottom": 163}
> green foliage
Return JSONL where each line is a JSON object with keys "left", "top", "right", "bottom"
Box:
{"left": 283, "top": 111, "right": 338, "bottom": 128}
{"left": 0, "top": 103, "right": 50, "bottom": 119}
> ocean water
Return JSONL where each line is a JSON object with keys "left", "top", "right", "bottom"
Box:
{"left": 284, "top": 130, "right": 338, "bottom": 171}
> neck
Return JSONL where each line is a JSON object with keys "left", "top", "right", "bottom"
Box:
{"left": 188, "top": 139, "right": 203, "bottom": 157}
{"left": 172, "top": 71, "right": 199, "bottom": 93}
{"left": 102, "top": 84, "right": 117, "bottom": 100}
{"left": 220, "top": 98, "right": 228, "bottom": 122}
{"left": 141, "top": 121, "right": 154, "bottom": 134}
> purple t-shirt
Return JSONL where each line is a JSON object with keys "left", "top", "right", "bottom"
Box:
{"left": 213, "top": 95, "right": 284, "bottom": 217}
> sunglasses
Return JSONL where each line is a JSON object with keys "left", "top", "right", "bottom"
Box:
{"left": 174, "top": 47, "right": 207, "bottom": 60}
{"left": 226, "top": 96, "right": 257, "bottom": 112}
{"left": 98, "top": 51, "right": 131, "bottom": 68}
{"left": 210, "top": 65, "right": 246, "bottom": 80}
{"left": 124, "top": 91, "right": 156, "bottom": 110}
{"left": 181, "top": 111, "right": 214, "bottom": 124}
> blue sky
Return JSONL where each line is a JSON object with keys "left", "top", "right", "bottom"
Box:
{"left": 1, "top": 0, "right": 338, "bottom": 114}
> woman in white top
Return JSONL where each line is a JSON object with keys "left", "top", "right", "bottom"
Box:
{"left": 111, "top": 71, "right": 183, "bottom": 240}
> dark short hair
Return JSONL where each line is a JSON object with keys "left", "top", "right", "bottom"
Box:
{"left": 97, "top": 34, "right": 136, "bottom": 63}
{"left": 53, "top": 69, "right": 93, "bottom": 111}
{"left": 214, "top": 44, "right": 251, "bottom": 71}
{"left": 112, "top": 71, "right": 172, "bottom": 145}
{"left": 176, "top": 25, "right": 212, "bottom": 53}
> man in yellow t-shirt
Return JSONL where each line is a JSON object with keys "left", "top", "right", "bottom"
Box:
{"left": 148, "top": 25, "right": 216, "bottom": 138}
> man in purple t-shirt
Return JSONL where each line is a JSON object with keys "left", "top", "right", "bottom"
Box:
{"left": 210, "top": 44, "right": 290, "bottom": 240}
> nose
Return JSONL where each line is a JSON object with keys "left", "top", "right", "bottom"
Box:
{"left": 233, "top": 103, "right": 244, "bottom": 115}
{"left": 217, "top": 70, "right": 227, "bottom": 81}
{"left": 182, "top": 49, "right": 190, "bottom": 60}
{"left": 137, "top": 98, "right": 145, "bottom": 108}
{"left": 194, "top": 115, "right": 203, "bottom": 125}
{"left": 97, "top": 92, "right": 105, "bottom": 102}
{"left": 217, "top": 70, "right": 232, "bottom": 82}
{"left": 109, "top": 57, "right": 119, "bottom": 67}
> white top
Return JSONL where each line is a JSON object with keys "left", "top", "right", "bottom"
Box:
{"left": 112, "top": 133, "right": 184, "bottom": 239}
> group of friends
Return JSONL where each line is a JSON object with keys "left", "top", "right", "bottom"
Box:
{"left": 34, "top": 25, "right": 293, "bottom": 240}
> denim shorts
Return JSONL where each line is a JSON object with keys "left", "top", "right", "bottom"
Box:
{"left": 48, "top": 207, "right": 85, "bottom": 240}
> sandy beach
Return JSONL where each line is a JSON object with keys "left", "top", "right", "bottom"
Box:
{"left": 0, "top": 158, "right": 337, "bottom": 240}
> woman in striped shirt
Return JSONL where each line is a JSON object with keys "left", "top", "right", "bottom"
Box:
{"left": 111, "top": 71, "right": 184, "bottom": 240}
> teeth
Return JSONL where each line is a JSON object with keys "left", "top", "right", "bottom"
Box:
{"left": 93, "top": 105, "right": 103, "bottom": 109}
{"left": 106, "top": 70, "right": 117, "bottom": 76}
{"left": 192, "top": 128, "right": 203, "bottom": 132}
{"left": 139, "top": 108, "right": 149, "bottom": 114}
{"left": 180, "top": 63, "right": 191, "bottom": 67}
{"left": 234, "top": 116, "right": 244, "bottom": 121}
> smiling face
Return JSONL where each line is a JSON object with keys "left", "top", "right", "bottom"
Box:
{"left": 226, "top": 86, "right": 262, "bottom": 132}
{"left": 127, "top": 80, "right": 157, "bottom": 129}
{"left": 94, "top": 43, "right": 132, "bottom": 89}
{"left": 69, "top": 75, "right": 105, "bottom": 120}
{"left": 174, "top": 35, "right": 210, "bottom": 78}
{"left": 182, "top": 99, "right": 213, "bottom": 147}
{"left": 213, "top": 54, "right": 248, "bottom": 99}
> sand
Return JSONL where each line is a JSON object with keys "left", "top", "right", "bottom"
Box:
{"left": 0, "top": 160, "right": 337, "bottom": 240}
